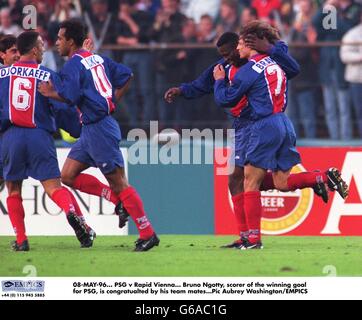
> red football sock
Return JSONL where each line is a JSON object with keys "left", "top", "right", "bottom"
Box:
{"left": 7, "top": 194, "right": 27, "bottom": 244}
{"left": 244, "top": 191, "right": 262, "bottom": 243}
{"left": 51, "top": 187, "right": 76, "bottom": 215}
{"left": 119, "top": 187, "right": 154, "bottom": 240}
{"left": 231, "top": 192, "right": 248, "bottom": 236}
{"left": 73, "top": 173, "right": 119, "bottom": 204}
{"left": 260, "top": 172, "right": 275, "bottom": 191}
{"left": 67, "top": 190, "right": 90, "bottom": 227}
{"left": 287, "top": 172, "right": 327, "bottom": 191}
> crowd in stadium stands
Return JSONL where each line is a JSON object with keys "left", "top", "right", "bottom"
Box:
{"left": 0, "top": 0, "right": 361, "bottom": 139}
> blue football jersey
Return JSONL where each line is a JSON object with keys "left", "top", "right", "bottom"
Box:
{"left": 180, "top": 41, "right": 299, "bottom": 119}
{"left": 53, "top": 50, "right": 132, "bottom": 125}
{"left": 214, "top": 53, "right": 300, "bottom": 121}
{"left": 0, "top": 61, "right": 58, "bottom": 132}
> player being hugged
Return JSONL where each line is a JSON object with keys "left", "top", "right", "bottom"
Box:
{"left": 39, "top": 19, "right": 159, "bottom": 252}
{"left": 0, "top": 31, "right": 95, "bottom": 251}
{"left": 213, "top": 21, "right": 349, "bottom": 250}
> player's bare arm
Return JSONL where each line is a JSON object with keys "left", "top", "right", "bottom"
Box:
{"left": 38, "top": 80, "right": 66, "bottom": 102}
{"left": 115, "top": 76, "right": 133, "bottom": 102}
{"left": 164, "top": 87, "right": 182, "bottom": 103}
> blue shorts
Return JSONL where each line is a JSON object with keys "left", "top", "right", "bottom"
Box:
{"left": 232, "top": 117, "right": 253, "bottom": 169}
{"left": 2, "top": 127, "right": 60, "bottom": 181}
{"left": 235, "top": 113, "right": 300, "bottom": 171}
{"left": 67, "top": 116, "right": 124, "bottom": 174}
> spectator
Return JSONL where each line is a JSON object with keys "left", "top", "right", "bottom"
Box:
{"left": 216, "top": 0, "right": 240, "bottom": 35}
{"left": 197, "top": 14, "right": 217, "bottom": 42}
{"left": 288, "top": 0, "right": 318, "bottom": 138}
{"left": 152, "top": 0, "right": 187, "bottom": 127}
{"left": 84, "top": 0, "right": 117, "bottom": 53}
{"left": 181, "top": 0, "right": 220, "bottom": 23}
{"left": 240, "top": 6, "right": 258, "bottom": 27}
{"left": 116, "top": 0, "right": 156, "bottom": 128}
{"left": 313, "top": 0, "right": 361, "bottom": 139}
{"left": 50, "top": 0, "right": 81, "bottom": 23}
{"left": 251, "top": 0, "right": 281, "bottom": 22}
{"left": 340, "top": 10, "right": 362, "bottom": 137}
{"left": 0, "top": 7, "right": 22, "bottom": 35}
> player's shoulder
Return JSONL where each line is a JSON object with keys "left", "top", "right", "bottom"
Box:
{"left": 249, "top": 54, "right": 276, "bottom": 74}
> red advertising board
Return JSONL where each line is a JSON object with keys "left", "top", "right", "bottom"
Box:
{"left": 214, "top": 147, "right": 362, "bottom": 236}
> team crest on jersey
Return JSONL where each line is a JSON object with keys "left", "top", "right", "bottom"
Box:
{"left": 261, "top": 164, "right": 314, "bottom": 235}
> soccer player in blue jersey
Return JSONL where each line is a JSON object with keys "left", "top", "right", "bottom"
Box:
{"left": 0, "top": 31, "right": 95, "bottom": 251}
{"left": 164, "top": 32, "right": 330, "bottom": 249}
{"left": 0, "top": 35, "right": 19, "bottom": 190}
{"left": 213, "top": 21, "right": 349, "bottom": 249}
{"left": 39, "top": 19, "right": 159, "bottom": 251}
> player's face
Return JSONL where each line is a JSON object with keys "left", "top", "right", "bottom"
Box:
{"left": 218, "top": 43, "right": 241, "bottom": 66}
{"left": 34, "top": 36, "right": 45, "bottom": 64}
{"left": 237, "top": 38, "right": 251, "bottom": 59}
{"left": 56, "top": 28, "right": 70, "bottom": 56}
{"left": 0, "top": 45, "right": 19, "bottom": 66}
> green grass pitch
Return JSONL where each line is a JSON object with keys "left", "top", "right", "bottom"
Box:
{"left": 0, "top": 235, "right": 361, "bottom": 277}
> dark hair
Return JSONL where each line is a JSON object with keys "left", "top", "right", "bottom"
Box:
{"left": 16, "top": 31, "right": 40, "bottom": 55}
{"left": 245, "top": 7, "right": 258, "bottom": 19}
{"left": 240, "top": 20, "right": 280, "bottom": 44}
{"left": 0, "top": 34, "right": 17, "bottom": 53}
{"left": 59, "top": 18, "right": 87, "bottom": 47}
{"left": 216, "top": 32, "right": 239, "bottom": 48}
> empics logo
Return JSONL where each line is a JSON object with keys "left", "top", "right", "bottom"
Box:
{"left": 261, "top": 165, "right": 314, "bottom": 235}
{"left": 1, "top": 280, "right": 45, "bottom": 292}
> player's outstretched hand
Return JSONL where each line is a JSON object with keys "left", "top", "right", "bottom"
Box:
{"left": 164, "top": 87, "right": 181, "bottom": 103}
{"left": 244, "top": 35, "right": 273, "bottom": 53}
{"left": 38, "top": 79, "right": 54, "bottom": 97}
{"left": 213, "top": 64, "right": 225, "bottom": 80}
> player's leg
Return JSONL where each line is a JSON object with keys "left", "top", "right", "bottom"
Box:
{"left": 273, "top": 113, "right": 343, "bottom": 202}
{"left": 61, "top": 157, "right": 119, "bottom": 205}
{"left": 2, "top": 127, "right": 29, "bottom": 251}
{"left": 6, "top": 180, "right": 29, "bottom": 251}
{"left": 221, "top": 166, "right": 248, "bottom": 248}
{"left": 41, "top": 178, "right": 95, "bottom": 248}
{"left": 242, "top": 164, "right": 266, "bottom": 249}
{"left": 104, "top": 167, "right": 159, "bottom": 252}
{"left": 67, "top": 190, "right": 96, "bottom": 236}
{"left": 26, "top": 128, "right": 94, "bottom": 248}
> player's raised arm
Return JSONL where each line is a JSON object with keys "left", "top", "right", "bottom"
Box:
{"left": 245, "top": 35, "right": 300, "bottom": 80}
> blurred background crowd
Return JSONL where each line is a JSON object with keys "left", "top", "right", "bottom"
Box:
{"left": 0, "top": 0, "right": 361, "bottom": 140}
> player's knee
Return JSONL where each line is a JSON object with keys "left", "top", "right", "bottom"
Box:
{"left": 60, "top": 172, "right": 74, "bottom": 187}
{"left": 273, "top": 178, "right": 289, "bottom": 192}
{"left": 243, "top": 177, "right": 261, "bottom": 192}
{"left": 228, "top": 175, "right": 243, "bottom": 195}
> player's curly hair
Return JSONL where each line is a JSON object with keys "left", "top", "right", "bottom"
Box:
{"left": 240, "top": 20, "right": 280, "bottom": 44}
